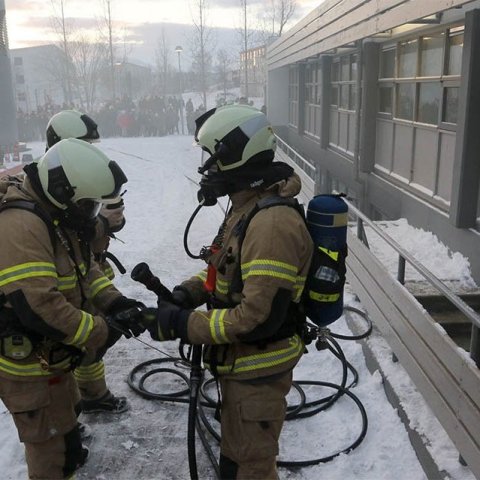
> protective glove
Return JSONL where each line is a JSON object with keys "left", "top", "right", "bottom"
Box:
{"left": 171, "top": 286, "right": 194, "bottom": 308}
{"left": 107, "top": 307, "right": 145, "bottom": 338}
{"left": 106, "top": 296, "right": 146, "bottom": 337}
{"left": 140, "top": 301, "right": 192, "bottom": 342}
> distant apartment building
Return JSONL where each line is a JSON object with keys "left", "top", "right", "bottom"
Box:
{"left": 10, "top": 45, "right": 66, "bottom": 113}
{"left": 240, "top": 44, "right": 266, "bottom": 98}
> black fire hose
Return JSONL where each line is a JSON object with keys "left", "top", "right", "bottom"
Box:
{"left": 130, "top": 263, "right": 204, "bottom": 480}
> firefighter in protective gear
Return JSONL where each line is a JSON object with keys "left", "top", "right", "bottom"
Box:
{"left": 45, "top": 110, "right": 129, "bottom": 414}
{"left": 136, "top": 105, "right": 314, "bottom": 479}
{"left": 0, "top": 138, "right": 136, "bottom": 479}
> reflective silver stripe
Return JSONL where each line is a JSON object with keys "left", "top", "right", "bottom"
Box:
{"left": 65, "top": 311, "right": 94, "bottom": 347}
{"left": 242, "top": 259, "right": 297, "bottom": 283}
{"left": 206, "top": 335, "right": 303, "bottom": 374}
{"left": 58, "top": 272, "right": 77, "bottom": 291}
{"left": 209, "top": 309, "right": 229, "bottom": 344}
{"left": 74, "top": 361, "right": 105, "bottom": 381}
{"left": 90, "top": 276, "right": 112, "bottom": 298}
{"left": 0, "top": 356, "right": 71, "bottom": 377}
{"left": 215, "top": 277, "right": 229, "bottom": 294}
{"left": 0, "top": 262, "right": 57, "bottom": 287}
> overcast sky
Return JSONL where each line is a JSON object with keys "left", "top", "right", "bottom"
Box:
{"left": 5, "top": 0, "right": 322, "bottom": 51}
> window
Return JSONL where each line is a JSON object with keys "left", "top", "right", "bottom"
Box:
{"left": 330, "top": 53, "right": 357, "bottom": 154}
{"left": 378, "top": 27, "right": 463, "bottom": 126}
{"left": 396, "top": 83, "right": 415, "bottom": 120}
{"left": 13, "top": 57, "right": 23, "bottom": 66}
{"left": 15, "top": 74, "right": 25, "bottom": 84}
{"left": 443, "top": 87, "right": 459, "bottom": 124}
{"left": 304, "top": 61, "right": 321, "bottom": 138}
{"left": 420, "top": 34, "right": 444, "bottom": 77}
{"left": 379, "top": 86, "right": 393, "bottom": 114}
{"left": 398, "top": 40, "right": 418, "bottom": 77}
{"left": 288, "top": 66, "right": 299, "bottom": 127}
{"left": 418, "top": 83, "right": 441, "bottom": 124}
{"left": 447, "top": 32, "right": 464, "bottom": 75}
{"left": 380, "top": 49, "right": 395, "bottom": 78}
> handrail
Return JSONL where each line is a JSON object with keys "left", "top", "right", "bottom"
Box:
{"left": 343, "top": 196, "right": 480, "bottom": 330}
{"left": 275, "top": 135, "right": 316, "bottom": 178}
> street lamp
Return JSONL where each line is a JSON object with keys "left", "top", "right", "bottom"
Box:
{"left": 175, "top": 45, "right": 185, "bottom": 134}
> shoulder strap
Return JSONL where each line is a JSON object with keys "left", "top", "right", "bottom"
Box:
{"left": 229, "top": 195, "right": 305, "bottom": 295}
{"left": 0, "top": 200, "right": 57, "bottom": 248}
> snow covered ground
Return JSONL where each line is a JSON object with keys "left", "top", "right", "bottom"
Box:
{"left": 0, "top": 136, "right": 476, "bottom": 480}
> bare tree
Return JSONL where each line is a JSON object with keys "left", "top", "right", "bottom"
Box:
{"left": 154, "top": 27, "right": 171, "bottom": 97}
{"left": 241, "top": 0, "right": 248, "bottom": 100}
{"left": 70, "top": 36, "right": 109, "bottom": 111}
{"left": 50, "top": 0, "right": 74, "bottom": 105}
{"left": 216, "top": 49, "right": 233, "bottom": 101}
{"left": 99, "top": 0, "right": 117, "bottom": 100}
{"left": 189, "top": 0, "right": 215, "bottom": 109}
{"left": 273, "top": 0, "right": 296, "bottom": 36}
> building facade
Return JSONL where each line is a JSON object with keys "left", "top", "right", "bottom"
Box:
{"left": 267, "top": 0, "right": 480, "bottom": 282}
{"left": 240, "top": 44, "right": 267, "bottom": 98}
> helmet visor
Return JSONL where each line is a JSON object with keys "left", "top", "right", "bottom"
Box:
{"left": 77, "top": 199, "right": 102, "bottom": 219}
{"left": 103, "top": 161, "right": 128, "bottom": 200}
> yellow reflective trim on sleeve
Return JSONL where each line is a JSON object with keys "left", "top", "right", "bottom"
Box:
{"left": 241, "top": 259, "right": 298, "bottom": 283}
{"left": 64, "top": 311, "right": 94, "bottom": 347}
{"left": 104, "top": 266, "right": 115, "bottom": 280}
{"left": 215, "top": 277, "right": 229, "bottom": 295}
{"left": 90, "top": 276, "right": 113, "bottom": 298}
{"left": 309, "top": 291, "right": 341, "bottom": 303}
{"left": 209, "top": 309, "right": 230, "bottom": 344}
{"left": 74, "top": 361, "right": 105, "bottom": 382}
{"left": 318, "top": 246, "right": 339, "bottom": 262}
{"left": 78, "top": 263, "right": 87, "bottom": 276}
{"left": 0, "top": 262, "right": 57, "bottom": 287}
{"left": 0, "top": 356, "right": 72, "bottom": 377}
{"left": 195, "top": 270, "right": 208, "bottom": 281}
{"left": 58, "top": 272, "right": 78, "bottom": 291}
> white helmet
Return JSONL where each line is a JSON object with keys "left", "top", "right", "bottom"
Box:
{"left": 36, "top": 138, "right": 127, "bottom": 220}
{"left": 195, "top": 104, "right": 276, "bottom": 173}
{"left": 46, "top": 110, "right": 100, "bottom": 149}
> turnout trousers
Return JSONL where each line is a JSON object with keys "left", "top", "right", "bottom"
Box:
{"left": 219, "top": 370, "right": 293, "bottom": 480}
{"left": 0, "top": 372, "right": 87, "bottom": 479}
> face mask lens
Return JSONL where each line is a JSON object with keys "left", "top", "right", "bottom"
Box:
{"left": 76, "top": 199, "right": 101, "bottom": 219}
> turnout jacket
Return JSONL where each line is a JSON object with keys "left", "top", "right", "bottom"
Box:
{"left": 182, "top": 173, "right": 314, "bottom": 381}
{"left": 0, "top": 179, "right": 122, "bottom": 381}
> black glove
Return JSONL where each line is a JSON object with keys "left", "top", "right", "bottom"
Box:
{"left": 141, "top": 300, "right": 192, "bottom": 342}
{"left": 106, "top": 296, "right": 146, "bottom": 337}
{"left": 171, "top": 286, "right": 194, "bottom": 308}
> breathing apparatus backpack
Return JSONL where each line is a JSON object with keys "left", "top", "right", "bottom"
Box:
{"left": 232, "top": 193, "right": 348, "bottom": 330}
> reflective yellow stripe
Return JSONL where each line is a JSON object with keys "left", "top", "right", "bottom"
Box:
{"left": 215, "top": 277, "right": 229, "bottom": 295}
{"left": 318, "top": 246, "right": 339, "bottom": 262}
{"left": 0, "top": 262, "right": 57, "bottom": 287}
{"left": 74, "top": 361, "right": 105, "bottom": 382}
{"left": 90, "top": 276, "right": 112, "bottom": 298}
{"left": 78, "top": 263, "right": 87, "bottom": 276}
{"left": 205, "top": 335, "right": 303, "bottom": 374}
{"left": 241, "top": 259, "right": 297, "bottom": 283}
{"left": 58, "top": 272, "right": 77, "bottom": 291}
{"left": 294, "top": 276, "right": 307, "bottom": 302}
{"left": 104, "top": 266, "right": 115, "bottom": 280}
{"left": 64, "top": 311, "right": 94, "bottom": 347}
{"left": 0, "top": 356, "right": 71, "bottom": 377}
{"left": 196, "top": 270, "right": 207, "bottom": 281}
{"left": 309, "top": 291, "right": 341, "bottom": 303}
{"left": 209, "top": 309, "right": 229, "bottom": 344}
